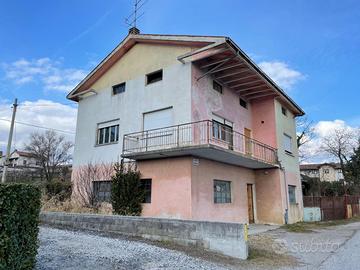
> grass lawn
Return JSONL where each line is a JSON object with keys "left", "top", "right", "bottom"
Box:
{"left": 282, "top": 216, "right": 360, "bottom": 233}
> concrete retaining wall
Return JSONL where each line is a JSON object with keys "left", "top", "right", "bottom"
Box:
{"left": 40, "top": 211, "right": 248, "bottom": 260}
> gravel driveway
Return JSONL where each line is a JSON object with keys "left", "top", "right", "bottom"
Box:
{"left": 36, "top": 226, "right": 229, "bottom": 270}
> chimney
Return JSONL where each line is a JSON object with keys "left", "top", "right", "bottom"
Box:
{"left": 129, "top": 27, "right": 140, "bottom": 35}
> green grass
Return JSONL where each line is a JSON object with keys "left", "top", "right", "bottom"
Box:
{"left": 282, "top": 216, "right": 360, "bottom": 233}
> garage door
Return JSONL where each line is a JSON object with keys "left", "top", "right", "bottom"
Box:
{"left": 143, "top": 107, "right": 173, "bottom": 130}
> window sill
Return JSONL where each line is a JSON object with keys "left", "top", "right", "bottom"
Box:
{"left": 95, "top": 141, "right": 119, "bottom": 147}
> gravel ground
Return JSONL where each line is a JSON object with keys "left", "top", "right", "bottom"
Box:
{"left": 36, "top": 226, "right": 230, "bottom": 270}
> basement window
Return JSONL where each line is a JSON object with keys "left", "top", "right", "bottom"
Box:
{"left": 93, "top": 181, "right": 112, "bottom": 203}
{"left": 212, "top": 80, "right": 223, "bottom": 94}
{"left": 112, "top": 82, "right": 126, "bottom": 95}
{"left": 146, "top": 69, "right": 163, "bottom": 85}
{"left": 240, "top": 98, "right": 247, "bottom": 109}
{"left": 214, "top": 180, "right": 231, "bottom": 203}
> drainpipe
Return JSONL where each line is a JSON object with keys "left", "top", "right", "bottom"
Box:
{"left": 280, "top": 162, "right": 289, "bottom": 224}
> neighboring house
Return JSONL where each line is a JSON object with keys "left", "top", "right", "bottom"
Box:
{"left": 300, "top": 163, "right": 344, "bottom": 182}
{"left": 68, "top": 28, "right": 305, "bottom": 225}
{"left": 0, "top": 149, "right": 41, "bottom": 169}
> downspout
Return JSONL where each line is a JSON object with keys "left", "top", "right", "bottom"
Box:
{"left": 279, "top": 162, "right": 289, "bottom": 224}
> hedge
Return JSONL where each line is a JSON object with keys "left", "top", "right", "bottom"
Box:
{"left": 0, "top": 184, "right": 41, "bottom": 270}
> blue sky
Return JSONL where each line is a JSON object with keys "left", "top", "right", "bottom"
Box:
{"left": 0, "top": 0, "right": 359, "bottom": 161}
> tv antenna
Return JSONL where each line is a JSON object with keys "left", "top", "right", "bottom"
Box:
{"left": 125, "top": 0, "right": 147, "bottom": 29}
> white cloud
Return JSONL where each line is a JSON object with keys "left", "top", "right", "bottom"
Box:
{"left": 300, "top": 119, "right": 359, "bottom": 163}
{"left": 258, "top": 61, "right": 305, "bottom": 90}
{"left": 1, "top": 58, "right": 87, "bottom": 92}
{"left": 0, "top": 100, "right": 77, "bottom": 153}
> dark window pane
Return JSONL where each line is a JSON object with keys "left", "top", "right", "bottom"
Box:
{"left": 115, "top": 125, "right": 119, "bottom": 141}
{"left": 99, "top": 128, "right": 104, "bottom": 144}
{"left": 93, "top": 181, "right": 112, "bottom": 202}
{"left": 288, "top": 185, "right": 296, "bottom": 204}
{"left": 110, "top": 126, "right": 116, "bottom": 142}
{"left": 240, "top": 98, "right": 247, "bottom": 109}
{"left": 104, "top": 127, "right": 110, "bottom": 143}
{"left": 213, "top": 81, "right": 223, "bottom": 93}
{"left": 214, "top": 180, "right": 231, "bottom": 203}
{"left": 112, "top": 82, "right": 126, "bottom": 95}
{"left": 141, "top": 179, "right": 152, "bottom": 203}
{"left": 146, "top": 70, "right": 163, "bottom": 84}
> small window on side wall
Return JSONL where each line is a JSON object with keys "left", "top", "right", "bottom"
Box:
{"left": 146, "top": 70, "right": 163, "bottom": 85}
{"left": 112, "top": 82, "right": 126, "bottom": 95}
{"left": 283, "top": 133, "right": 292, "bottom": 154}
{"left": 214, "top": 180, "right": 231, "bottom": 203}
{"left": 212, "top": 80, "right": 223, "bottom": 94}
{"left": 282, "top": 106, "right": 287, "bottom": 116}
{"left": 141, "top": 179, "right": 152, "bottom": 203}
{"left": 240, "top": 98, "right": 247, "bottom": 109}
{"left": 288, "top": 185, "right": 296, "bottom": 204}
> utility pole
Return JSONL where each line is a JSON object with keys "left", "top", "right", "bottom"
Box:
{"left": 1, "top": 98, "right": 18, "bottom": 183}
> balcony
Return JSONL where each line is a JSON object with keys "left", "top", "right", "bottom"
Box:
{"left": 122, "top": 120, "right": 278, "bottom": 169}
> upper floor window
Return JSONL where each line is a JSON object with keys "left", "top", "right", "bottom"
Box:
{"left": 281, "top": 106, "right": 287, "bottom": 116}
{"left": 283, "top": 133, "right": 292, "bottom": 154}
{"left": 288, "top": 185, "right": 296, "bottom": 204}
{"left": 323, "top": 169, "right": 329, "bottom": 174}
{"left": 214, "top": 180, "right": 231, "bottom": 203}
{"left": 146, "top": 69, "right": 163, "bottom": 85}
{"left": 112, "top": 82, "right": 126, "bottom": 95}
{"left": 212, "top": 80, "right": 223, "bottom": 94}
{"left": 97, "top": 124, "right": 119, "bottom": 145}
{"left": 239, "top": 98, "right": 247, "bottom": 109}
{"left": 212, "top": 115, "right": 233, "bottom": 145}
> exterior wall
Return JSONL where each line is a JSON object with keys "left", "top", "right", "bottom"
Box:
{"left": 274, "top": 99, "right": 303, "bottom": 223}
{"left": 191, "top": 65, "right": 252, "bottom": 134}
{"left": 190, "top": 158, "right": 256, "bottom": 223}
{"left": 73, "top": 43, "right": 193, "bottom": 167}
{"left": 319, "top": 165, "right": 340, "bottom": 182}
{"left": 137, "top": 157, "right": 193, "bottom": 219}
{"left": 254, "top": 168, "right": 285, "bottom": 224}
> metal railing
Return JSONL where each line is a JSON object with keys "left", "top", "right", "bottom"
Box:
{"left": 123, "top": 120, "right": 278, "bottom": 165}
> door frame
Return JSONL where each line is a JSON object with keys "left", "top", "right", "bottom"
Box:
{"left": 247, "top": 183, "right": 257, "bottom": 224}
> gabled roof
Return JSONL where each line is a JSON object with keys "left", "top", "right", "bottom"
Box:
{"left": 10, "top": 149, "right": 36, "bottom": 158}
{"left": 67, "top": 32, "right": 304, "bottom": 116}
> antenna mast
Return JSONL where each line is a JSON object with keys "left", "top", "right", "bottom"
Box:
{"left": 125, "top": 0, "right": 147, "bottom": 33}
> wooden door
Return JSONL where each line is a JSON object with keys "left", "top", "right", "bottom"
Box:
{"left": 247, "top": 184, "right": 255, "bottom": 224}
{"left": 244, "top": 128, "right": 252, "bottom": 155}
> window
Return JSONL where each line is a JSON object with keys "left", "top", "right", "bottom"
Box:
{"left": 97, "top": 125, "right": 119, "bottom": 145}
{"left": 141, "top": 179, "right": 152, "bottom": 203}
{"left": 282, "top": 106, "right": 287, "bottom": 116}
{"left": 288, "top": 185, "right": 296, "bottom": 204}
{"left": 146, "top": 69, "right": 163, "bottom": 85}
{"left": 212, "top": 80, "right": 223, "bottom": 94}
{"left": 239, "top": 98, "right": 247, "bottom": 109}
{"left": 93, "top": 181, "right": 112, "bottom": 202}
{"left": 23, "top": 160, "right": 27, "bottom": 166}
{"left": 112, "top": 82, "right": 126, "bottom": 95}
{"left": 323, "top": 169, "right": 329, "bottom": 174}
{"left": 283, "top": 133, "right": 292, "bottom": 154}
{"left": 212, "top": 120, "right": 233, "bottom": 146}
{"left": 214, "top": 180, "right": 231, "bottom": 203}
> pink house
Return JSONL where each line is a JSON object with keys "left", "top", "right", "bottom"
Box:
{"left": 68, "top": 28, "right": 305, "bottom": 225}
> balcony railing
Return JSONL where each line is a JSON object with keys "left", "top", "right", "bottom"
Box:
{"left": 123, "top": 120, "right": 278, "bottom": 165}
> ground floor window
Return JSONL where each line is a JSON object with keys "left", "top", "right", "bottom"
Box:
{"left": 288, "top": 185, "right": 296, "bottom": 204}
{"left": 214, "top": 180, "right": 231, "bottom": 203}
{"left": 93, "top": 180, "right": 112, "bottom": 203}
{"left": 141, "top": 179, "right": 152, "bottom": 203}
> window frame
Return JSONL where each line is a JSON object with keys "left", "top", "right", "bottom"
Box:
{"left": 140, "top": 178, "right": 152, "bottom": 203}
{"left": 281, "top": 106, "right": 288, "bottom": 116}
{"left": 213, "top": 180, "right": 232, "bottom": 204}
{"left": 93, "top": 180, "right": 112, "bottom": 203}
{"left": 97, "top": 124, "right": 119, "bottom": 146}
{"left": 146, "top": 69, "right": 163, "bottom": 85}
{"left": 239, "top": 98, "right": 248, "bottom": 109}
{"left": 212, "top": 80, "right": 223, "bottom": 94}
{"left": 283, "top": 133, "right": 293, "bottom": 154}
{"left": 288, "top": 185, "right": 297, "bottom": 205}
{"left": 112, "top": 82, "right": 126, "bottom": 95}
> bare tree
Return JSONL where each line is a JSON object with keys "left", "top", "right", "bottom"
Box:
{"left": 321, "top": 127, "right": 359, "bottom": 182}
{"left": 72, "top": 163, "right": 114, "bottom": 207}
{"left": 25, "top": 130, "right": 73, "bottom": 182}
{"left": 296, "top": 116, "right": 315, "bottom": 161}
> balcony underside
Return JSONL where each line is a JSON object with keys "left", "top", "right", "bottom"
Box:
{"left": 122, "top": 144, "right": 278, "bottom": 169}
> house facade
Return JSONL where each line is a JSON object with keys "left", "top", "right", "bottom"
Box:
{"left": 300, "top": 163, "right": 344, "bottom": 182}
{"left": 0, "top": 150, "right": 40, "bottom": 169}
{"left": 68, "top": 29, "right": 305, "bottom": 224}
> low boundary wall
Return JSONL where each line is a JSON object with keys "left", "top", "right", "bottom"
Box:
{"left": 40, "top": 211, "right": 248, "bottom": 260}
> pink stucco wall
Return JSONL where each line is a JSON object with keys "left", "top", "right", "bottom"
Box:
{"left": 191, "top": 65, "right": 252, "bottom": 135}
{"left": 191, "top": 158, "right": 256, "bottom": 223}
{"left": 137, "top": 157, "right": 193, "bottom": 219}
{"left": 251, "top": 98, "right": 277, "bottom": 148}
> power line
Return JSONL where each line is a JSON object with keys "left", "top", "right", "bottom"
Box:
{"left": 0, "top": 118, "right": 75, "bottom": 135}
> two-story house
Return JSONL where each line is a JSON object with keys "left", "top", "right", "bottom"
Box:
{"left": 300, "top": 163, "right": 344, "bottom": 182}
{"left": 68, "top": 28, "right": 305, "bottom": 224}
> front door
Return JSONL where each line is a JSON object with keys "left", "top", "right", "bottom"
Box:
{"left": 244, "top": 128, "right": 252, "bottom": 155}
{"left": 247, "top": 184, "right": 255, "bottom": 224}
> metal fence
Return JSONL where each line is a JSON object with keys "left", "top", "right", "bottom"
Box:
{"left": 123, "top": 120, "right": 278, "bottom": 165}
{"left": 303, "top": 195, "right": 360, "bottom": 220}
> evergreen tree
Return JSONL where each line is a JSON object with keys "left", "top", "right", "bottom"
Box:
{"left": 345, "top": 142, "right": 360, "bottom": 194}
